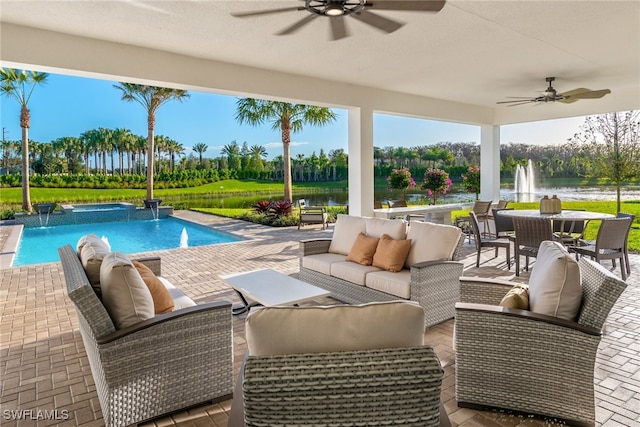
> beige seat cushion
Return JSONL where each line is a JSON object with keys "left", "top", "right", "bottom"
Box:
{"left": 330, "top": 261, "right": 381, "bottom": 286}
{"left": 100, "top": 252, "right": 155, "bottom": 329}
{"left": 132, "top": 261, "right": 175, "bottom": 314}
{"left": 366, "top": 270, "right": 411, "bottom": 299}
{"left": 405, "top": 222, "right": 462, "bottom": 268}
{"left": 78, "top": 234, "right": 111, "bottom": 289}
{"left": 528, "top": 240, "right": 582, "bottom": 321}
{"left": 328, "top": 214, "right": 367, "bottom": 255}
{"left": 346, "top": 232, "right": 380, "bottom": 265}
{"left": 499, "top": 284, "right": 530, "bottom": 310}
{"left": 365, "top": 217, "right": 407, "bottom": 240}
{"left": 373, "top": 234, "right": 412, "bottom": 272}
{"left": 158, "top": 278, "right": 197, "bottom": 310}
{"left": 246, "top": 301, "right": 425, "bottom": 356}
{"left": 302, "top": 253, "right": 348, "bottom": 275}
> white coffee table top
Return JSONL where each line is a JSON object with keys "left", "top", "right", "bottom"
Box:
{"left": 220, "top": 268, "right": 331, "bottom": 308}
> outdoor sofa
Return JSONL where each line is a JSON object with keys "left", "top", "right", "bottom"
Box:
{"left": 299, "top": 214, "right": 465, "bottom": 328}
{"left": 58, "top": 236, "right": 233, "bottom": 427}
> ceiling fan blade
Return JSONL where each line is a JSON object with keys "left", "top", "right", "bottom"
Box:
{"left": 505, "top": 101, "right": 536, "bottom": 107}
{"left": 352, "top": 10, "right": 404, "bottom": 33}
{"left": 497, "top": 99, "right": 533, "bottom": 104}
{"left": 369, "top": 0, "right": 446, "bottom": 12}
{"left": 330, "top": 16, "right": 350, "bottom": 40}
{"left": 561, "top": 89, "right": 612, "bottom": 101}
{"left": 232, "top": 6, "right": 302, "bottom": 17}
{"left": 276, "top": 14, "right": 317, "bottom": 35}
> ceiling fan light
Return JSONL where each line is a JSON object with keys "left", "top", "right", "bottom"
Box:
{"left": 325, "top": 4, "right": 344, "bottom": 16}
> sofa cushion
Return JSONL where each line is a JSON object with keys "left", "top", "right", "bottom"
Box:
{"left": 132, "top": 261, "right": 175, "bottom": 314}
{"left": 346, "top": 232, "right": 380, "bottom": 266}
{"left": 528, "top": 240, "right": 582, "bottom": 321}
{"left": 157, "top": 277, "right": 197, "bottom": 310}
{"left": 331, "top": 261, "right": 381, "bottom": 286}
{"left": 100, "top": 252, "right": 155, "bottom": 329}
{"left": 373, "top": 234, "right": 412, "bottom": 272}
{"left": 302, "top": 253, "right": 348, "bottom": 275}
{"left": 405, "top": 222, "right": 462, "bottom": 268}
{"left": 328, "top": 214, "right": 367, "bottom": 255}
{"left": 499, "top": 284, "right": 530, "bottom": 310}
{"left": 246, "top": 301, "right": 425, "bottom": 356}
{"left": 78, "top": 234, "right": 111, "bottom": 290}
{"left": 365, "top": 217, "right": 407, "bottom": 240}
{"left": 365, "top": 270, "right": 411, "bottom": 299}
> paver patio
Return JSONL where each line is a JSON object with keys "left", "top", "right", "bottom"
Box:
{"left": 1, "top": 210, "right": 638, "bottom": 426}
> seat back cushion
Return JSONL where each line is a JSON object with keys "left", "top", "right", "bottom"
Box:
{"left": 365, "top": 217, "right": 407, "bottom": 240}
{"left": 77, "top": 234, "right": 111, "bottom": 291}
{"left": 328, "top": 214, "right": 367, "bottom": 255}
{"left": 528, "top": 240, "right": 582, "bottom": 321}
{"left": 405, "top": 222, "right": 462, "bottom": 268}
{"left": 246, "top": 301, "right": 425, "bottom": 356}
{"left": 100, "top": 252, "right": 155, "bottom": 329}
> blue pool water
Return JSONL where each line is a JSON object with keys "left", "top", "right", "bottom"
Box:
{"left": 14, "top": 217, "right": 243, "bottom": 266}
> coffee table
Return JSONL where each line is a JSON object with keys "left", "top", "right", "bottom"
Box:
{"left": 220, "top": 268, "right": 331, "bottom": 315}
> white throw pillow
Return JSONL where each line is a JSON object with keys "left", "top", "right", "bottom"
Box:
{"left": 246, "top": 301, "right": 425, "bottom": 356}
{"left": 328, "top": 214, "right": 367, "bottom": 255}
{"left": 405, "top": 221, "right": 462, "bottom": 268}
{"left": 100, "top": 252, "right": 155, "bottom": 329}
{"left": 528, "top": 240, "right": 582, "bottom": 321}
{"left": 365, "top": 217, "right": 407, "bottom": 240}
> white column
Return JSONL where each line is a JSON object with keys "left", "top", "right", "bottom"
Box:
{"left": 480, "top": 125, "right": 501, "bottom": 202}
{"left": 348, "top": 107, "right": 374, "bottom": 217}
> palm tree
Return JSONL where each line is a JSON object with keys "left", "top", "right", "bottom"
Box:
{"left": 114, "top": 83, "right": 189, "bottom": 201}
{"left": 0, "top": 68, "right": 48, "bottom": 211}
{"left": 192, "top": 142, "right": 208, "bottom": 167}
{"left": 235, "top": 99, "right": 337, "bottom": 201}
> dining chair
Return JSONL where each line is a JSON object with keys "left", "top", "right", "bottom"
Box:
{"left": 388, "top": 199, "right": 407, "bottom": 208}
{"left": 512, "top": 216, "right": 554, "bottom": 276}
{"left": 492, "top": 208, "right": 515, "bottom": 240}
{"left": 569, "top": 217, "right": 632, "bottom": 280}
{"left": 374, "top": 200, "right": 383, "bottom": 209}
{"left": 470, "top": 212, "right": 511, "bottom": 269}
{"left": 456, "top": 200, "right": 493, "bottom": 240}
{"left": 552, "top": 209, "right": 588, "bottom": 246}
{"left": 617, "top": 212, "right": 635, "bottom": 276}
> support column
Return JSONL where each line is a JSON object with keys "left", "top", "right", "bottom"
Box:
{"left": 348, "top": 107, "right": 374, "bottom": 217}
{"left": 480, "top": 125, "right": 501, "bottom": 202}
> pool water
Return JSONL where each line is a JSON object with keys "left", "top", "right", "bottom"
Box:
{"left": 14, "top": 217, "right": 243, "bottom": 266}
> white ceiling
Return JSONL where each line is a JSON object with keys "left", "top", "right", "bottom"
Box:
{"left": 1, "top": 0, "right": 639, "bottom": 125}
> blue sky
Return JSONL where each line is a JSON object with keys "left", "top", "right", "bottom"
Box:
{"left": 0, "top": 72, "right": 588, "bottom": 160}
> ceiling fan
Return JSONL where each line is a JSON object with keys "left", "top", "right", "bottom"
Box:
{"left": 497, "top": 77, "right": 611, "bottom": 107}
{"left": 231, "top": 0, "right": 446, "bottom": 41}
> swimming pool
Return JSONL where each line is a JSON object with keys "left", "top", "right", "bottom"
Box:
{"left": 13, "top": 217, "right": 243, "bottom": 266}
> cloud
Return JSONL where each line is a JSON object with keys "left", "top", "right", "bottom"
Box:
{"left": 264, "top": 141, "right": 309, "bottom": 148}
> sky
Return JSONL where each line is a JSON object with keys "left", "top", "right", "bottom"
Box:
{"left": 0, "top": 72, "right": 589, "bottom": 160}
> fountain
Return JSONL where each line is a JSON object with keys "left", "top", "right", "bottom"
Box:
{"left": 180, "top": 228, "right": 189, "bottom": 248}
{"left": 514, "top": 159, "right": 535, "bottom": 194}
{"left": 34, "top": 203, "right": 56, "bottom": 227}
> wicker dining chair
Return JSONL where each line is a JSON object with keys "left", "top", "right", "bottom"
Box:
{"left": 469, "top": 212, "right": 511, "bottom": 269}
{"left": 616, "top": 212, "right": 635, "bottom": 276}
{"left": 388, "top": 199, "right": 408, "bottom": 208}
{"left": 552, "top": 209, "right": 588, "bottom": 246}
{"left": 491, "top": 208, "right": 515, "bottom": 240}
{"left": 512, "top": 216, "right": 553, "bottom": 276}
{"left": 569, "top": 216, "right": 632, "bottom": 280}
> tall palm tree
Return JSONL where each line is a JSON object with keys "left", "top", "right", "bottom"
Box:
{"left": 192, "top": 142, "right": 208, "bottom": 167}
{"left": 114, "top": 83, "right": 189, "bottom": 201}
{"left": 235, "top": 99, "right": 337, "bottom": 201}
{"left": 0, "top": 68, "right": 48, "bottom": 211}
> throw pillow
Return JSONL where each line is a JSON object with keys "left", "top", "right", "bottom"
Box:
{"left": 405, "top": 221, "right": 462, "bottom": 268}
{"left": 372, "top": 234, "right": 412, "bottom": 272}
{"left": 100, "top": 252, "right": 155, "bottom": 329}
{"left": 78, "top": 234, "right": 111, "bottom": 291}
{"left": 132, "top": 261, "right": 175, "bottom": 314}
{"left": 528, "top": 240, "right": 582, "bottom": 321}
{"left": 346, "top": 233, "right": 380, "bottom": 266}
{"left": 499, "top": 284, "right": 530, "bottom": 310}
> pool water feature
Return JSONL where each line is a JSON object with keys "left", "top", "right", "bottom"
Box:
{"left": 13, "top": 217, "right": 243, "bottom": 266}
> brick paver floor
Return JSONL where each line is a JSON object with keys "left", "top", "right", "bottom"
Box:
{"left": 1, "top": 211, "right": 638, "bottom": 426}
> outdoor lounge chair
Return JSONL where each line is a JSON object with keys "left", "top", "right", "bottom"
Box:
{"left": 298, "top": 198, "right": 328, "bottom": 230}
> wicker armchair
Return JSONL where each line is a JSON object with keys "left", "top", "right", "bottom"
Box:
{"left": 58, "top": 245, "right": 233, "bottom": 427}
{"left": 455, "top": 257, "right": 627, "bottom": 425}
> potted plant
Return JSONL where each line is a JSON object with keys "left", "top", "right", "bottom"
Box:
{"left": 421, "top": 168, "right": 453, "bottom": 205}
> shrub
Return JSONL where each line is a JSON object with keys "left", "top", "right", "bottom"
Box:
{"left": 253, "top": 200, "right": 273, "bottom": 214}
{"left": 421, "top": 168, "right": 453, "bottom": 205}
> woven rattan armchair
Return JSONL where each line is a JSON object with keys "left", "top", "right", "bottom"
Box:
{"left": 512, "top": 216, "right": 553, "bottom": 276}
{"left": 58, "top": 245, "right": 233, "bottom": 427}
{"left": 455, "top": 257, "right": 627, "bottom": 425}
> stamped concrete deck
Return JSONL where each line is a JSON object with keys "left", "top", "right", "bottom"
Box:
{"left": 0, "top": 211, "right": 638, "bottom": 426}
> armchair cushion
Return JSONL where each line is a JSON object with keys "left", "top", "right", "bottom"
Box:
{"left": 100, "top": 252, "right": 155, "bottom": 329}
{"left": 328, "top": 214, "right": 366, "bottom": 255}
{"left": 346, "top": 232, "right": 380, "bottom": 266}
{"left": 405, "top": 221, "right": 462, "bottom": 268}
{"left": 528, "top": 240, "right": 582, "bottom": 321}
{"left": 373, "top": 234, "right": 412, "bottom": 272}
{"left": 246, "top": 301, "right": 424, "bottom": 356}
{"left": 78, "top": 234, "right": 111, "bottom": 289}
{"left": 499, "top": 284, "right": 529, "bottom": 309}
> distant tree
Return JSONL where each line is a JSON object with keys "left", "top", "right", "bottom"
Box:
{"left": 192, "top": 142, "right": 208, "bottom": 166}
{"left": 570, "top": 111, "right": 640, "bottom": 212}
{"left": 235, "top": 98, "right": 337, "bottom": 201}
{"left": 114, "top": 83, "right": 189, "bottom": 201}
{"left": 0, "top": 68, "right": 49, "bottom": 211}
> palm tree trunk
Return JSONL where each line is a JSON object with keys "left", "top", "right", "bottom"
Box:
{"left": 281, "top": 124, "right": 293, "bottom": 202}
{"left": 20, "top": 108, "right": 32, "bottom": 212}
{"left": 147, "top": 114, "right": 155, "bottom": 201}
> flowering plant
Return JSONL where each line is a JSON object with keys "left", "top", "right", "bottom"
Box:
{"left": 386, "top": 167, "right": 416, "bottom": 200}
{"left": 421, "top": 168, "right": 453, "bottom": 204}
{"left": 461, "top": 165, "right": 481, "bottom": 200}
